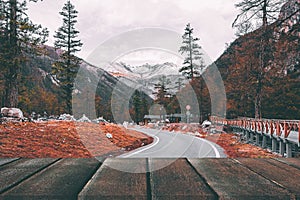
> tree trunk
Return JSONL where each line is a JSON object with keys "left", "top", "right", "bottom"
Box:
{"left": 255, "top": 75, "right": 262, "bottom": 119}
{"left": 4, "top": 68, "right": 18, "bottom": 108}
{"left": 254, "top": 0, "right": 268, "bottom": 119}
{"left": 65, "top": 85, "right": 72, "bottom": 114}
{"left": 262, "top": 0, "right": 268, "bottom": 27}
{"left": 199, "top": 77, "right": 203, "bottom": 123}
{"left": 5, "top": 0, "right": 18, "bottom": 107}
{"left": 188, "top": 30, "right": 194, "bottom": 79}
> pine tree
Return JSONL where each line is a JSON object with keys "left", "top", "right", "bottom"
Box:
{"left": 0, "top": 0, "right": 48, "bottom": 107}
{"left": 53, "top": 0, "right": 83, "bottom": 114}
{"left": 179, "top": 23, "right": 206, "bottom": 122}
{"left": 153, "top": 75, "right": 171, "bottom": 109}
{"left": 140, "top": 93, "right": 149, "bottom": 121}
{"left": 0, "top": 0, "right": 9, "bottom": 103}
{"left": 178, "top": 23, "right": 204, "bottom": 80}
{"left": 175, "top": 77, "right": 184, "bottom": 91}
{"left": 132, "top": 90, "right": 142, "bottom": 124}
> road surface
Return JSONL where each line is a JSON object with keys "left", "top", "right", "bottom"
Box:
{"left": 119, "top": 126, "right": 226, "bottom": 158}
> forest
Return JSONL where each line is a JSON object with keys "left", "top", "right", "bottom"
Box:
{"left": 0, "top": 0, "right": 299, "bottom": 121}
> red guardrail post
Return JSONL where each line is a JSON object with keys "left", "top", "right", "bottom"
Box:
{"left": 298, "top": 121, "right": 300, "bottom": 145}
{"left": 276, "top": 122, "right": 280, "bottom": 137}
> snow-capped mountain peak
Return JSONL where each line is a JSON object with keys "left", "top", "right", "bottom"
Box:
{"left": 100, "top": 62, "right": 187, "bottom": 97}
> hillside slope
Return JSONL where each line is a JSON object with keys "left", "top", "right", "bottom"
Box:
{"left": 214, "top": 0, "right": 300, "bottom": 119}
{"left": 1, "top": 45, "right": 151, "bottom": 122}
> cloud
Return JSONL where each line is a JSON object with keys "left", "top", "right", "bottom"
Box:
{"left": 27, "top": 0, "right": 239, "bottom": 63}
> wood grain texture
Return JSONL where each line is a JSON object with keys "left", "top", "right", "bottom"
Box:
{"left": 237, "top": 158, "right": 300, "bottom": 198}
{"left": 1, "top": 158, "right": 100, "bottom": 200}
{"left": 275, "top": 158, "right": 300, "bottom": 170}
{"left": 150, "top": 158, "right": 217, "bottom": 199}
{"left": 0, "top": 158, "right": 299, "bottom": 199}
{"left": 0, "top": 158, "right": 19, "bottom": 167}
{"left": 0, "top": 158, "right": 58, "bottom": 194}
{"left": 189, "top": 158, "right": 291, "bottom": 200}
{"left": 78, "top": 158, "right": 148, "bottom": 200}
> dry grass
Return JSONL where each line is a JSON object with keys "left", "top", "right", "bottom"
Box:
{"left": 0, "top": 121, "right": 153, "bottom": 158}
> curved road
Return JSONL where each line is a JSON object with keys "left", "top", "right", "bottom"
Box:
{"left": 119, "top": 127, "right": 226, "bottom": 158}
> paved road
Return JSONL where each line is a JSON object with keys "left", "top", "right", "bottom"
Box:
{"left": 119, "top": 127, "right": 226, "bottom": 158}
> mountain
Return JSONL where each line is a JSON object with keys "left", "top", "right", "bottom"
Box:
{"left": 1, "top": 45, "right": 152, "bottom": 122}
{"left": 213, "top": 0, "right": 300, "bottom": 119}
{"left": 102, "top": 62, "right": 187, "bottom": 98}
{"left": 278, "top": 0, "right": 300, "bottom": 32}
{"left": 2, "top": 1, "right": 298, "bottom": 121}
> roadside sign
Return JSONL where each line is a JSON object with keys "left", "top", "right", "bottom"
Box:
{"left": 186, "top": 105, "right": 191, "bottom": 110}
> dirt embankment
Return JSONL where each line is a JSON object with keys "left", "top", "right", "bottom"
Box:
{"left": 0, "top": 121, "right": 153, "bottom": 158}
{"left": 162, "top": 123, "right": 280, "bottom": 158}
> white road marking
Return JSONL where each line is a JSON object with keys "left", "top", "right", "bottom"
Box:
{"left": 120, "top": 127, "right": 222, "bottom": 158}
{"left": 195, "top": 137, "right": 221, "bottom": 158}
{"left": 121, "top": 134, "right": 160, "bottom": 158}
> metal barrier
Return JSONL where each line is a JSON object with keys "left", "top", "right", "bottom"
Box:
{"left": 210, "top": 116, "right": 300, "bottom": 157}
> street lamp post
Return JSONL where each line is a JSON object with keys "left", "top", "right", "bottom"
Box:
{"left": 159, "top": 106, "right": 162, "bottom": 121}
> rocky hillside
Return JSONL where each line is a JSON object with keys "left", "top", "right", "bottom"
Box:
{"left": 214, "top": 0, "right": 300, "bottom": 119}
{"left": 279, "top": 0, "right": 300, "bottom": 32}
{"left": 3, "top": 45, "right": 150, "bottom": 122}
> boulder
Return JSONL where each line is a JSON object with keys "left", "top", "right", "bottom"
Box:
{"left": 106, "top": 133, "right": 113, "bottom": 139}
{"left": 92, "top": 117, "right": 108, "bottom": 124}
{"left": 58, "top": 114, "right": 76, "bottom": 121}
{"left": 78, "top": 114, "right": 91, "bottom": 122}
{"left": 1, "top": 107, "right": 24, "bottom": 119}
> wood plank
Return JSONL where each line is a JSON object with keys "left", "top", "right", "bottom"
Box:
{"left": 275, "top": 158, "right": 300, "bottom": 170}
{"left": 0, "top": 158, "right": 19, "bottom": 167}
{"left": 189, "top": 158, "right": 291, "bottom": 199}
{"left": 150, "top": 158, "right": 217, "bottom": 199}
{"left": 0, "top": 158, "right": 58, "bottom": 194}
{"left": 1, "top": 158, "right": 100, "bottom": 199}
{"left": 78, "top": 158, "right": 148, "bottom": 200}
{"left": 237, "top": 158, "right": 300, "bottom": 198}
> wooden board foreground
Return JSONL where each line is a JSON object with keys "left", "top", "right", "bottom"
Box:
{"left": 0, "top": 158, "right": 299, "bottom": 199}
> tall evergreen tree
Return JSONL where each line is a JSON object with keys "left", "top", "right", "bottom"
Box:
{"left": 178, "top": 23, "right": 204, "bottom": 80}
{"left": 140, "top": 93, "right": 149, "bottom": 120}
{"left": 179, "top": 23, "right": 205, "bottom": 122}
{"left": 132, "top": 90, "right": 142, "bottom": 124}
{"left": 0, "top": 0, "right": 48, "bottom": 107}
{"left": 153, "top": 75, "right": 171, "bottom": 109}
{"left": 175, "top": 77, "right": 184, "bottom": 91}
{"left": 53, "top": 0, "right": 83, "bottom": 114}
{"left": 135, "top": 92, "right": 149, "bottom": 124}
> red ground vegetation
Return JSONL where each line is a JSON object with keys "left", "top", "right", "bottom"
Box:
{"left": 162, "top": 123, "right": 279, "bottom": 158}
{"left": 0, "top": 121, "right": 153, "bottom": 158}
{"left": 206, "top": 133, "right": 280, "bottom": 158}
{"left": 162, "top": 123, "right": 207, "bottom": 138}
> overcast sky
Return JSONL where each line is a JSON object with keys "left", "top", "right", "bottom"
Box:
{"left": 27, "top": 0, "right": 239, "bottom": 65}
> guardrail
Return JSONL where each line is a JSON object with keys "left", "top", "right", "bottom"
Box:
{"left": 210, "top": 116, "right": 300, "bottom": 145}
{"left": 210, "top": 116, "right": 300, "bottom": 157}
